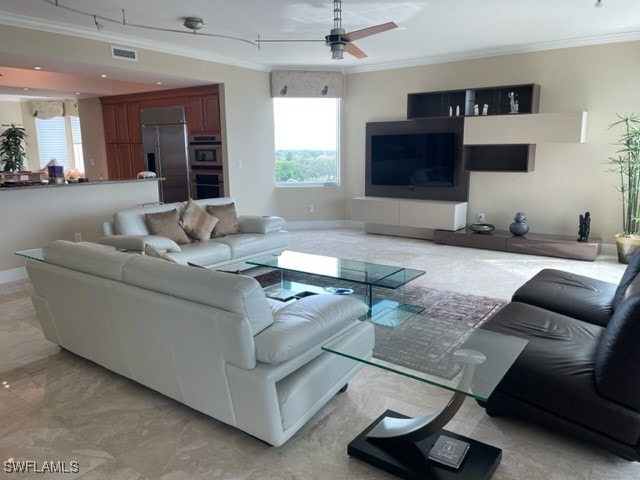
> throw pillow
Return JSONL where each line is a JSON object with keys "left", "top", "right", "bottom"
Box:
{"left": 144, "top": 244, "right": 177, "bottom": 262}
{"left": 145, "top": 209, "right": 191, "bottom": 245}
{"left": 206, "top": 202, "right": 241, "bottom": 238}
{"left": 180, "top": 198, "right": 219, "bottom": 241}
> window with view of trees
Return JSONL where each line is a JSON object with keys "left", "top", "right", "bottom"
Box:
{"left": 273, "top": 97, "right": 339, "bottom": 186}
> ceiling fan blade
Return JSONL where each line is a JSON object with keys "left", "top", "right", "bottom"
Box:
{"left": 345, "top": 42, "right": 367, "bottom": 59}
{"left": 343, "top": 21, "right": 397, "bottom": 42}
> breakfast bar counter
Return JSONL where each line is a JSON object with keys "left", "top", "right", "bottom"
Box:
{"left": 0, "top": 178, "right": 160, "bottom": 281}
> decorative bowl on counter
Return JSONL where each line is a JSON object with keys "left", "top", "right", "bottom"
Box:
{"left": 469, "top": 223, "right": 496, "bottom": 234}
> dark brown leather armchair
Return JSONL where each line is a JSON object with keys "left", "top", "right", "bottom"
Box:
{"left": 477, "top": 253, "right": 640, "bottom": 460}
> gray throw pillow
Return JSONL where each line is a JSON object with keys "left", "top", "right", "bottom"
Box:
{"left": 180, "top": 198, "right": 219, "bottom": 241}
{"left": 145, "top": 209, "right": 191, "bottom": 245}
{"left": 206, "top": 202, "right": 241, "bottom": 238}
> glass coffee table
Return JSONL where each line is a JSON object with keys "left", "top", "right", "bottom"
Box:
{"left": 247, "top": 251, "right": 426, "bottom": 326}
{"left": 323, "top": 320, "right": 528, "bottom": 479}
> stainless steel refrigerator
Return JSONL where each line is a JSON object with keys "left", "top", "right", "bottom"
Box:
{"left": 141, "top": 106, "right": 190, "bottom": 203}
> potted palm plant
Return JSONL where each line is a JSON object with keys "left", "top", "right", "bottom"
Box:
{"left": 0, "top": 123, "right": 28, "bottom": 173}
{"left": 608, "top": 113, "right": 640, "bottom": 263}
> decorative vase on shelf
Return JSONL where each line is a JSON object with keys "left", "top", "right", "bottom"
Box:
{"left": 509, "top": 212, "right": 529, "bottom": 236}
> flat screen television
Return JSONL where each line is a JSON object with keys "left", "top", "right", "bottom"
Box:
{"left": 365, "top": 119, "right": 469, "bottom": 202}
{"left": 370, "top": 132, "right": 456, "bottom": 188}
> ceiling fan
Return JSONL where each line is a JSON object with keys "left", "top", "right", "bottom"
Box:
{"left": 258, "top": 0, "right": 398, "bottom": 60}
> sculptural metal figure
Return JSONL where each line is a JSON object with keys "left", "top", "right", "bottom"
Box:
{"left": 578, "top": 211, "right": 591, "bottom": 242}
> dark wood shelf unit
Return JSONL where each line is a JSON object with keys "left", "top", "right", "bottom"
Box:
{"left": 434, "top": 228, "right": 601, "bottom": 261}
{"left": 464, "top": 144, "right": 535, "bottom": 172}
{"left": 407, "top": 84, "right": 540, "bottom": 119}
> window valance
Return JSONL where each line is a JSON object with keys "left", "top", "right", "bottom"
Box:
{"left": 30, "top": 99, "right": 79, "bottom": 119}
{"left": 270, "top": 71, "right": 343, "bottom": 98}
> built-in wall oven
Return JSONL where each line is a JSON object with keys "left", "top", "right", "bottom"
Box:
{"left": 188, "top": 135, "right": 224, "bottom": 199}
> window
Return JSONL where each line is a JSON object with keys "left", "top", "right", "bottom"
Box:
{"left": 35, "top": 116, "right": 84, "bottom": 171}
{"left": 273, "top": 97, "right": 339, "bottom": 186}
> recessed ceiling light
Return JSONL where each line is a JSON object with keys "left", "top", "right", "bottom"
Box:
{"left": 74, "top": 92, "right": 81, "bottom": 95}
{"left": 155, "top": 81, "right": 162, "bottom": 85}
{"left": 99, "top": 74, "right": 107, "bottom": 78}
{"left": 22, "top": 87, "right": 29, "bottom": 91}
{"left": 33, "top": 66, "right": 42, "bottom": 70}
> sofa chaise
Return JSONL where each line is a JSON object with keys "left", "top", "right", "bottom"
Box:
{"left": 478, "top": 253, "right": 640, "bottom": 460}
{"left": 26, "top": 240, "right": 374, "bottom": 446}
{"left": 100, "top": 197, "right": 289, "bottom": 269}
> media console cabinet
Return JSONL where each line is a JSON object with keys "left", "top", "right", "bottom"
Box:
{"left": 352, "top": 196, "right": 467, "bottom": 240}
{"left": 434, "top": 228, "right": 601, "bottom": 261}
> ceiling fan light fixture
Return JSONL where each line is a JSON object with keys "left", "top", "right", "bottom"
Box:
{"left": 183, "top": 17, "right": 205, "bottom": 31}
{"left": 331, "top": 44, "right": 345, "bottom": 60}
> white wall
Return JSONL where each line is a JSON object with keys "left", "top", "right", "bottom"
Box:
{"left": 0, "top": 100, "right": 23, "bottom": 127}
{"left": 344, "top": 41, "right": 640, "bottom": 243}
{"left": 78, "top": 97, "right": 107, "bottom": 181}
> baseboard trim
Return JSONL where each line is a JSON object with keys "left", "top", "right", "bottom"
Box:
{"left": 284, "top": 220, "right": 363, "bottom": 230}
{"left": 0, "top": 266, "right": 27, "bottom": 285}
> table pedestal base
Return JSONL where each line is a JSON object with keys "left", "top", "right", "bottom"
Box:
{"left": 348, "top": 410, "right": 501, "bottom": 480}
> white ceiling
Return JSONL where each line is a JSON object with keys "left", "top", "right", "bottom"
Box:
{"left": 0, "top": 0, "right": 638, "bottom": 98}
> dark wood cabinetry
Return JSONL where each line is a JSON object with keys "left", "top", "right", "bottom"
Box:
{"left": 186, "top": 95, "right": 220, "bottom": 134}
{"left": 100, "top": 85, "right": 221, "bottom": 180}
{"left": 105, "top": 143, "right": 144, "bottom": 180}
{"left": 102, "top": 104, "right": 117, "bottom": 144}
{"left": 101, "top": 102, "right": 144, "bottom": 180}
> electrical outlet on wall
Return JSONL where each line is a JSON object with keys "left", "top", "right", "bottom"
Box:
{"left": 74, "top": 232, "right": 82, "bottom": 242}
{"left": 307, "top": 204, "right": 315, "bottom": 213}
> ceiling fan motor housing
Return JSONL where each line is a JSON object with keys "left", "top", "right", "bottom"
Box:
{"left": 326, "top": 28, "right": 347, "bottom": 59}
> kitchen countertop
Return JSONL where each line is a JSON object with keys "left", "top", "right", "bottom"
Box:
{"left": 0, "top": 178, "right": 161, "bottom": 192}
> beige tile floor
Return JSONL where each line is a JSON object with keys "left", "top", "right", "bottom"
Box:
{"left": 1, "top": 228, "right": 638, "bottom": 479}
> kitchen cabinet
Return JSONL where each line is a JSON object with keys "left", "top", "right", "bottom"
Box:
{"left": 105, "top": 143, "right": 143, "bottom": 179}
{"left": 101, "top": 85, "right": 222, "bottom": 180}
{"left": 105, "top": 144, "right": 120, "bottom": 179}
{"left": 187, "top": 94, "right": 220, "bottom": 134}
{"left": 115, "top": 103, "right": 129, "bottom": 143}
{"left": 102, "top": 104, "right": 117, "bottom": 144}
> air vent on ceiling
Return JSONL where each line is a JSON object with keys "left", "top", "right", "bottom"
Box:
{"left": 111, "top": 45, "right": 138, "bottom": 62}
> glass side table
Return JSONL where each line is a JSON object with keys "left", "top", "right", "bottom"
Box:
{"left": 323, "top": 320, "right": 528, "bottom": 479}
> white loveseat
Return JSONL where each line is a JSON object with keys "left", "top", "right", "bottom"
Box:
{"left": 100, "top": 197, "right": 289, "bottom": 269}
{"left": 26, "top": 240, "right": 374, "bottom": 446}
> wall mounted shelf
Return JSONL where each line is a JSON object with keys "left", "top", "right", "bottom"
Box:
{"left": 407, "top": 84, "right": 540, "bottom": 119}
{"left": 463, "top": 112, "right": 588, "bottom": 144}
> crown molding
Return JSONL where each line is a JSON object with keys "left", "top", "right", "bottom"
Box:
{"left": 0, "top": 12, "right": 270, "bottom": 73}
{"left": 345, "top": 30, "right": 640, "bottom": 74}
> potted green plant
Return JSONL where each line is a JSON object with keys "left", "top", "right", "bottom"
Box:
{"left": 608, "top": 113, "right": 640, "bottom": 263}
{"left": 0, "top": 123, "right": 28, "bottom": 173}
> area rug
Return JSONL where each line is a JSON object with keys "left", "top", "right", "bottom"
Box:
{"left": 246, "top": 268, "right": 505, "bottom": 380}
{"left": 371, "top": 285, "right": 505, "bottom": 380}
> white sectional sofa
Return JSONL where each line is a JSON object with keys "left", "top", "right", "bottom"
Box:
{"left": 26, "top": 240, "right": 374, "bottom": 446}
{"left": 100, "top": 197, "right": 289, "bottom": 269}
